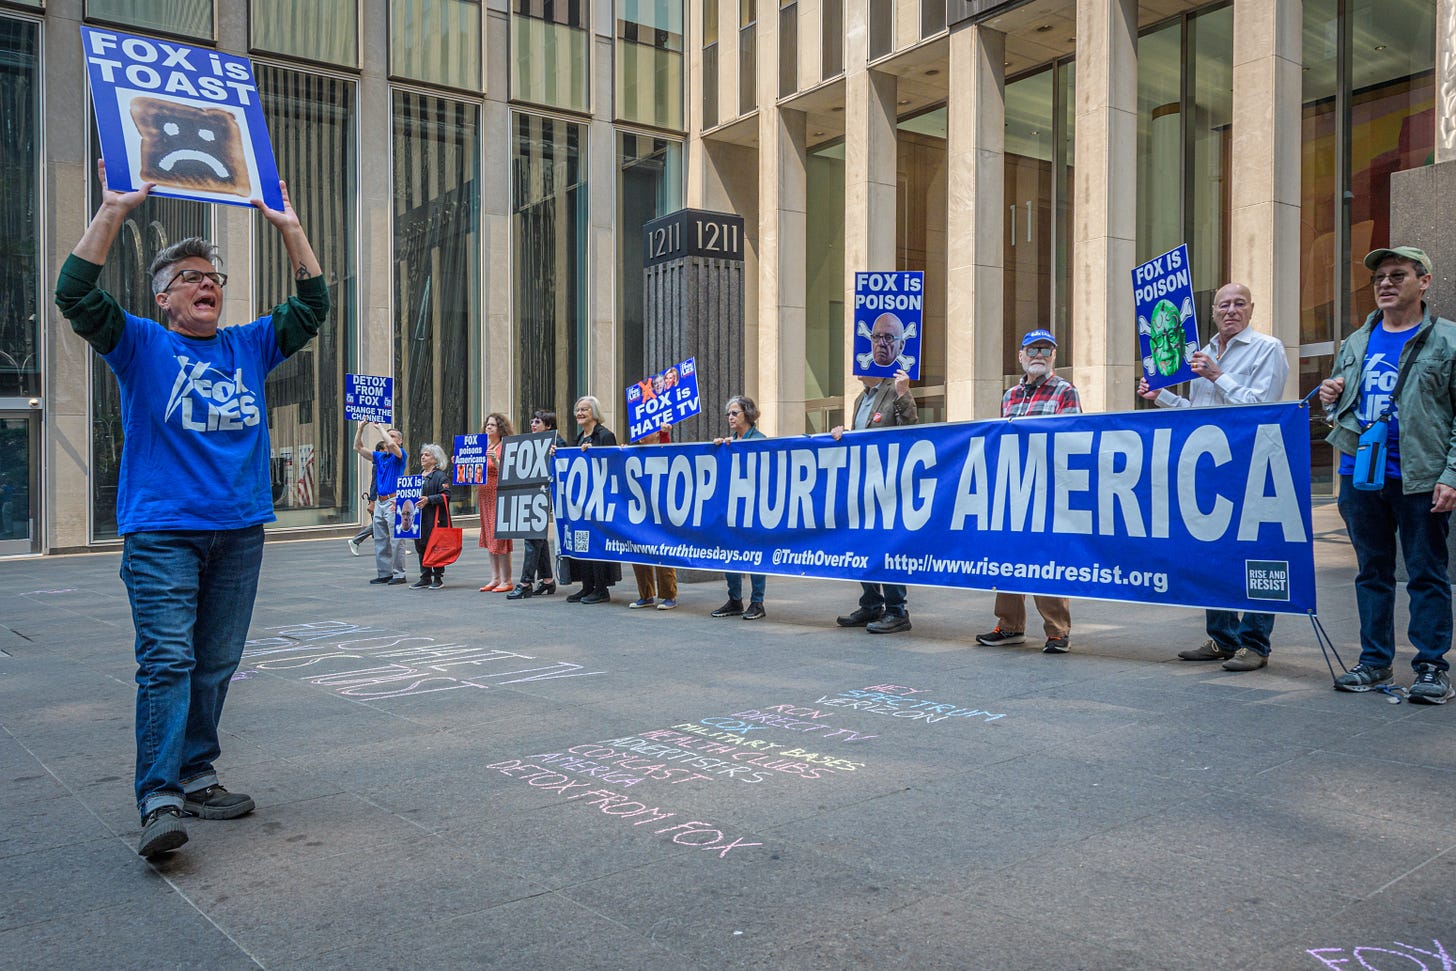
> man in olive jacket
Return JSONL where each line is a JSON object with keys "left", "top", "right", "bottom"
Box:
{"left": 1318, "top": 245, "right": 1456, "bottom": 704}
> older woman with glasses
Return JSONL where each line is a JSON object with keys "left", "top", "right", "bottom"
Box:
{"left": 564, "top": 396, "right": 619, "bottom": 604}
{"left": 410, "top": 443, "right": 451, "bottom": 590}
{"left": 710, "top": 395, "right": 769, "bottom": 620}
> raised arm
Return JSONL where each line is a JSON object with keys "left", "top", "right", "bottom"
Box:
{"left": 73, "top": 159, "right": 153, "bottom": 265}
{"left": 253, "top": 181, "right": 322, "bottom": 281}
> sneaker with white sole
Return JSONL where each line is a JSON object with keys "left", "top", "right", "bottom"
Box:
{"left": 976, "top": 627, "right": 1025, "bottom": 646}
{"left": 656, "top": 598, "right": 678, "bottom": 610}
{"left": 1333, "top": 663, "right": 1394, "bottom": 693}
{"left": 629, "top": 597, "right": 656, "bottom": 609}
{"left": 1408, "top": 664, "right": 1454, "bottom": 705}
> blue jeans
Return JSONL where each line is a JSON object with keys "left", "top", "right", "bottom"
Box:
{"left": 725, "top": 572, "right": 766, "bottom": 604}
{"left": 1338, "top": 475, "right": 1452, "bottom": 672}
{"left": 860, "top": 582, "right": 907, "bottom": 616}
{"left": 121, "top": 527, "right": 265, "bottom": 819}
{"left": 1205, "top": 610, "right": 1276, "bottom": 657}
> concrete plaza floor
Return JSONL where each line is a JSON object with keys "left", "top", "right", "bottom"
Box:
{"left": 1, "top": 501, "right": 1453, "bottom": 970}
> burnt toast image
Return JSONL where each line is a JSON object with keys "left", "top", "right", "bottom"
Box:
{"left": 129, "top": 97, "right": 251, "bottom": 197}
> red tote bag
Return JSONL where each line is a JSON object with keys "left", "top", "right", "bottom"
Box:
{"left": 421, "top": 499, "right": 463, "bottom": 567}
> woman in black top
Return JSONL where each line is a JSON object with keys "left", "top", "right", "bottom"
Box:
{"left": 565, "top": 396, "right": 617, "bottom": 604}
{"left": 411, "top": 442, "right": 451, "bottom": 589}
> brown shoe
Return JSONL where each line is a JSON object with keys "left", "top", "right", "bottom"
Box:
{"left": 1221, "top": 647, "right": 1268, "bottom": 672}
{"left": 1177, "top": 639, "right": 1235, "bottom": 661}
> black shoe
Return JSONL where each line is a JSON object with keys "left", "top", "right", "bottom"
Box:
{"left": 409, "top": 578, "right": 431, "bottom": 589}
{"left": 581, "top": 590, "right": 610, "bottom": 604}
{"left": 429, "top": 579, "right": 444, "bottom": 590}
{"left": 742, "top": 603, "right": 766, "bottom": 621}
{"left": 183, "top": 784, "right": 255, "bottom": 820}
{"left": 138, "top": 805, "right": 188, "bottom": 857}
{"left": 566, "top": 589, "right": 588, "bottom": 603}
{"left": 535, "top": 580, "right": 557, "bottom": 597}
{"left": 506, "top": 583, "right": 534, "bottom": 600}
{"left": 387, "top": 576, "right": 408, "bottom": 585}
{"left": 837, "top": 606, "right": 883, "bottom": 627}
{"left": 369, "top": 576, "right": 391, "bottom": 585}
{"left": 867, "top": 613, "right": 911, "bottom": 634}
{"left": 711, "top": 599, "right": 744, "bottom": 617}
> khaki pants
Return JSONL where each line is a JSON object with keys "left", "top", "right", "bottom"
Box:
{"left": 632, "top": 564, "right": 678, "bottom": 602}
{"left": 993, "top": 593, "right": 1071, "bottom": 639}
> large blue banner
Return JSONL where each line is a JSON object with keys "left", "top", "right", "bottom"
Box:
{"left": 553, "top": 403, "right": 1316, "bottom": 614}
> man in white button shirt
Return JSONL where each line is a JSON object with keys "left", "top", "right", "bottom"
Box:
{"left": 1138, "top": 282, "right": 1290, "bottom": 671}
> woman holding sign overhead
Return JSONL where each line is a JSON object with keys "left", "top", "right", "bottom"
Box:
{"left": 477, "top": 413, "right": 515, "bottom": 592}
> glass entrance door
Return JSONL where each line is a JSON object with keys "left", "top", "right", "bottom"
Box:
{"left": 0, "top": 414, "right": 37, "bottom": 555}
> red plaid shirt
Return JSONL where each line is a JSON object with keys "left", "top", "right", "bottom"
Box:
{"left": 1002, "top": 373, "right": 1082, "bottom": 417}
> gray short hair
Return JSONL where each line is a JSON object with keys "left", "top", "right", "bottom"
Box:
{"left": 421, "top": 443, "right": 448, "bottom": 470}
{"left": 576, "top": 396, "right": 603, "bottom": 422}
{"left": 148, "top": 237, "right": 220, "bottom": 295}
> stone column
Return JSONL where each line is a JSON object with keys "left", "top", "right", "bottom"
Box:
{"left": 758, "top": 106, "right": 809, "bottom": 435}
{"left": 946, "top": 24, "right": 1006, "bottom": 421}
{"left": 483, "top": 9, "right": 513, "bottom": 421}
{"left": 1071, "top": 0, "right": 1137, "bottom": 412}
{"left": 1229, "top": 0, "right": 1301, "bottom": 376}
{"left": 588, "top": 32, "right": 619, "bottom": 428}
{"left": 842, "top": 70, "right": 899, "bottom": 418}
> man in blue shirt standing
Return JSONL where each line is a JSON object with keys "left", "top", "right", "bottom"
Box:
{"left": 1320, "top": 246, "right": 1456, "bottom": 704}
{"left": 354, "top": 421, "right": 407, "bottom": 584}
{"left": 55, "top": 161, "right": 328, "bottom": 857}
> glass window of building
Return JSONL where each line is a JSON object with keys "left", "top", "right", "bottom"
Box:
{"left": 513, "top": 112, "right": 588, "bottom": 425}
{"left": 512, "top": 0, "right": 590, "bottom": 114}
{"left": 1003, "top": 59, "right": 1075, "bottom": 376}
{"left": 868, "top": 0, "right": 891, "bottom": 61}
{"left": 822, "top": 0, "right": 842, "bottom": 80}
{"left": 87, "top": 131, "right": 209, "bottom": 540}
{"left": 805, "top": 139, "right": 845, "bottom": 432}
{"left": 256, "top": 65, "right": 357, "bottom": 527}
{"left": 616, "top": 0, "right": 684, "bottom": 130}
{"left": 896, "top": 107, "right": 947, "bottom": 420}
{"left": 739, "top": 0, "right": 756, "bottom": 114}
{"left": 920, "top": 0, "right": 945, "bottom": 40}
{"left": 1, "top": 16, "right": 40, "bottom": 398}
{"left": 392, "top": 92, "right": 481, "bottom": 458}
{"left": 1136, "top": 7, "right": 1232, "bottom": 325}
{"left": 392, "top": 0, "right": 483, "bottom": 91}
{"left": 87, "top": 0, "right": 212, "bottom": 40}
{"left": 703, "top": 0, "right": 719, "bottom": 128}
{"left": 617, "top": 133, "right": 683, "bottom": 393}
{"left": 779, "top": 0, "right": 796, "bottom": 98}
{"left": 250, "top": 0, "right": 358, "bottom": 66}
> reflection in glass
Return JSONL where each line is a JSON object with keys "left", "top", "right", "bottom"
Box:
{"left": 393, "top": 93, "right": 480, "bottom": 469}
{"left": 822, "top": 0, "right": 842, "bottom": 79}
{"left": 1136, "top": 23, "right": 1181, "bottom": 267}
{"left": 257, "top": 65, "right": 357, "bottom": 526}
{"left": 896, "top": 107, "right": 947, "bottom": 419}
{"left": 251, "top": 0, "right": 358, "bottom": 66}
{"left": 513, "top": 0, "right": 590, "bottom": 113}
{"left": 392, "top": 0, "right": 482, "bottom": 90}
{"left": 617, "top": 0, "right": 684, "bottom": 129}
{"left": 617, "top": 133, "right": 683, "bottom": 393}
{"left": 87, "top": 0, "right": 212, "bottom": 39}
{"left": 805, "top": 140, "right": 845, "bottom": 432}
{"left": 0, "top": 17, "right": 40, "bottom": 397}
{"left": 513, "top": 113, "right": 587, "bottom": 426}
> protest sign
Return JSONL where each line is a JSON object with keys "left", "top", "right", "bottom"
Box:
{"left": 345, "top": 374, "right": 393, "bottom": 424}
{"left": 853, "top": 271, "right": 923, "bottom": 379}
{"left": 81, "top": 26, "right": 283, "bottom": 211}
{"left": 626, "top": 357, "right": 702, "bottom": 442}
{"left": 555, "top": 402, "right": 1316, "bottom": 615}
{"left": 453, "top": 434, "right": 489, "bottom": 486}
{"left": 394, "top": 475, "right": 422, "bottom": 540}
{"left": 1133, "top": 244, "right": 1201, "bottom": 392}
{"left": 495, "top": 431, "right": 557, "bottom": 540}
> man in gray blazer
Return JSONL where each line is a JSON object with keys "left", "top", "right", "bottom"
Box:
{"left": 831, "top": 368, "right": 918, "bottom": 633}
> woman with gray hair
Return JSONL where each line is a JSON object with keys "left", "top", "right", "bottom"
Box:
{"left": 565, "top": 395, "right": 619, "bottom": 603}
{"left": 712, "top": 395, "right": 769, "bottom": 619}
{"left": 410, "top": 442, "right": 451, "bottom": 589}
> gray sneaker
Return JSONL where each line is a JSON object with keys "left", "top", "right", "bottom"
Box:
{"left": 1408, "top": 664, "right": 1454, "bottom": 705}
{"left": 1178, "top": 639, "right": 1235, "bottom": 661}
{"left": 1333, "top": 663, "right": 1394, "bottom": 693}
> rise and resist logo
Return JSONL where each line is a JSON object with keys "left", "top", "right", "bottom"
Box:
{"left": 164, "top": 354, "right": 261, "bottom": 431}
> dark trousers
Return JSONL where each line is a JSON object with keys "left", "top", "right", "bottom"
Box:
{"left": 520, "top": 538, "right": 553, "bottom": 584}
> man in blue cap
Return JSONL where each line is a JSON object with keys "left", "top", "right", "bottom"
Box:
{"left": 976, "top": 329, "right": 1081, "bottom": 653}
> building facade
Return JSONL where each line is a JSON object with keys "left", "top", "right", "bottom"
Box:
{"left": 1, "top": 0, "right": 1449, "bottom": 555}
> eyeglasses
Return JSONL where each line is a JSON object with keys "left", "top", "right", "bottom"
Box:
{"left": 163, "top": 268, "right": 228, "bottom": 291}
{"left": 870, "top": 334, "right": 900, "bottom": 344}
{"left": 1371, "top": 271, "right": 1414, "bottom": 286}
{"left": 1023, "top": 345, "right": 1055, "bottom": 357}
{"left": 726, "top": 409, "right": 743, "bottom": 417}
{"left": 530, "top": 417, "right": 543, "bottom": 424}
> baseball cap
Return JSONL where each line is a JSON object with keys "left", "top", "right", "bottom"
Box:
{"left": 1363, "top": 246, "right": 1432, "bottom": 275}
{"left": 1021, "top": 328, "right": 1057, "bottom": 348}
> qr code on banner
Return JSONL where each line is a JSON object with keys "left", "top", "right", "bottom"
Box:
{"left": 573, "top": 529, "right": 590, "bottom": 553}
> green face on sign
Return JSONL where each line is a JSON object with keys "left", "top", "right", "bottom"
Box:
{"left": 1148, "top": 299, "right": 1186, "bottom": 376}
